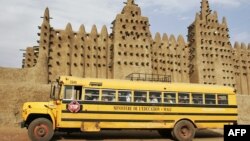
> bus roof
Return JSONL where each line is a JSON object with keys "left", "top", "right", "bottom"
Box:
{"left": 59, "top": 76, "right": 235, "bottom": 94}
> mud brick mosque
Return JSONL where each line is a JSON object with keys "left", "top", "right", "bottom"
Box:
{"left": 21, "top": 0, "right": 250, "bottom": 95}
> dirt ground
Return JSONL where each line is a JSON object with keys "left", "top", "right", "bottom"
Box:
{"left": 0, "top": 127, "right": 223, "bottom": 141}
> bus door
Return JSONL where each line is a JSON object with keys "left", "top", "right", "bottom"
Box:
{"left": 60, "top": 85, "right": 83, "bottom": 126}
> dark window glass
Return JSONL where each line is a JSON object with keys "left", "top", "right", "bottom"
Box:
{"left": 118, "top": 91, "right": 131, "bottom": 102}
{"left": 164, "top": 93, "right": 176, "bottom": 104}
{"left": 85, "top": 89, "right": 99, "bottom": 101}
{"left": 149, "top": 92, "right": 161, "bottom": 103}
{"left": 205, "top": 94, "right": 216, "bottom": 105}
{"left": 192, "top": 94, "right": 203, "bottom": 104}
{"left": 134, "top": 91, "right": 147, "bottom": 103}
{"left": 218, "top": 94, "right": 228, "bottom": 105}
{"left": 178, "top": 93, "right": 190, "bottom": 104}
{"left": 102, "top": 90, "right": 116, "bottom": 102}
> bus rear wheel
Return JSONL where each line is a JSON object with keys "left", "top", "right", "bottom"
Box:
{"left": 172, "top": 120, "right": 195, "bottom": 141}
{"left": 28, "top": 118, "right": 54, "bottom": 141}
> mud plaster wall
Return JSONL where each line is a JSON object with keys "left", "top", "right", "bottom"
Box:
{"left": 19, "top": 0, "right": 250, "bottom": 94}
{"left": 0, "top": 83, "right": 50, "bottom": 127}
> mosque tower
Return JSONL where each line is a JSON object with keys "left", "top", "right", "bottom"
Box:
{"left": 188, "top": 0, "right": 235, "bottom": 87}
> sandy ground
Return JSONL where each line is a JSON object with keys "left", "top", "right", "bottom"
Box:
{"left": 0, "top": 127, "right": 223, "bottom": 141}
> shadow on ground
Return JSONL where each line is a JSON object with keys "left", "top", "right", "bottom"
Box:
{"left": 52, "top": 130, "right": 165, "bottom": 140}
{"left": 52, "top": 129, "right": 223, "bottom": 141}
{"left": 195, "top": 129, "right": 223, "bottom": 138}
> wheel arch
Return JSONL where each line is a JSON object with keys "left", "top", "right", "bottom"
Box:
{"left": 25, "top": 113, "right": 55, "bottom": 129}
{"left": 174, "top": 118, "right": 197, "bottom": 128}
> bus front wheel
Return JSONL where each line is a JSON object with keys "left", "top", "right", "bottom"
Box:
{"left": 28, "top": 118, "right": 54, "bottom": 141}
{"left": 172, "top": 120, "right": 195, "bottom": 141}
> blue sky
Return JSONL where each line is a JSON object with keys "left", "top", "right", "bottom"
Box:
{"left": 0, "top": 0, "right": 249, "bottom": 68}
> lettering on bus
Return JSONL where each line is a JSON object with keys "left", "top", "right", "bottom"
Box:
{"left": 70, "top": 80, "right": 77, "bottom": 84}
{"left": 113, "top": 106, "right": 171, "bottom": 112}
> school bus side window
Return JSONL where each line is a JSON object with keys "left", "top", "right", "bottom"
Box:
{"left": 134, "top": 91, "right": 147, "bottom": 103}
{"left": 118, "top": 91, "right": 131, "bottom": 102}
{"left": 192, "top": 93, "right": 203, "bottom": 104}
{"left": 178, "top": 93, "right": 190, "bottom": 104}
{"left": 149, "top": 92, "right": 161, "bottom": 103}
{"left": 102, "top": 90, "right": 116, "bottom": 102}
{"left": 64, "top": 86, "right": 82, "bottom": 100}
{"left": 218, "top": 94, "right": 228, "bottom": 105}
{"left": 85, "top": 89, "right": 99, "bottom": 101}
{"left": 164, "top": 93, "right": 176, "bottom": 104}
{"left": 205, "top": 94, "right": 216, "bottom": 105}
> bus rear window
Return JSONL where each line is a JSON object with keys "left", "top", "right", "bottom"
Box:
{"left": 218, "top": 95, "right": 228, "bottom": 105}
{"left": 205, "top": 94, "right": 216, "bottom": 105}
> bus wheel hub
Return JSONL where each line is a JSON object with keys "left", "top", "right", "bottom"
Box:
{"left": 180, "top": 126, "right": 190, "bottom": 137}
{"left": 34, "top": 124, "right": 48, "bottom": 137}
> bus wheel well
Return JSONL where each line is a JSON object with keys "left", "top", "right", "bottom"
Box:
{"left": 25, "top": 114, "right": 52, "bottom": 128}
{"left": 175, "top": 118, "right": 197, "bottom": 128}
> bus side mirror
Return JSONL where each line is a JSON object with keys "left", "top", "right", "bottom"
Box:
{"left": 51, "top": 86, "right": 56, "bottom": 99}
{"left": 50, "top": 82, "right": 59, "bottom": 100}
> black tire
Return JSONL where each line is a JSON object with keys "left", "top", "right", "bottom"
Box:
{"left": 28, "top": 118, "right": 54, "bottom": 141}
{"left": 172, "top": 120, "right": 195, "bottom": 141}
{"left": 158, "top": 129, "right": 173, "bottom": 138}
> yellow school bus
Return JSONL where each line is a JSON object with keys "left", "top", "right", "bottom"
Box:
{"left": 21, "top": 75, "right": 237, "bottom": 141}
